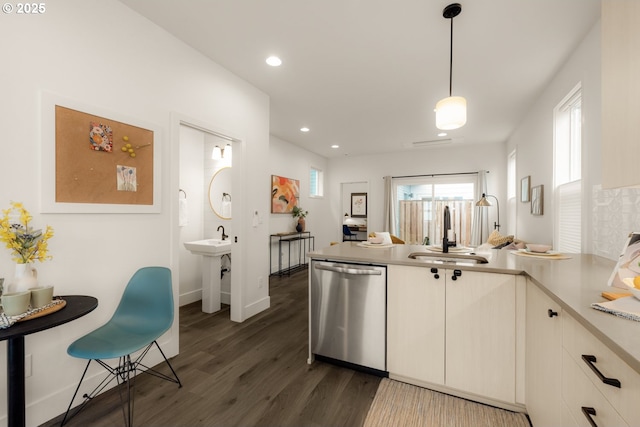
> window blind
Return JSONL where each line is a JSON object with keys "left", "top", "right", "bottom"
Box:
{"left": 556, "top": 180, "right": 581, "bottom": 253}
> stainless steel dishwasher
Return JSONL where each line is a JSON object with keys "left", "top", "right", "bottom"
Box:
{"left": 310, "top": 260, "right": 386, "bottom": 372}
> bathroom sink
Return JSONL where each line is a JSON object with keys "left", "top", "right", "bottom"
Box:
{"left": 184, "top": 239, "right": 231, "bottom": 256}
{"left": 408, "top": 251, "right": 489, "bottom": 264}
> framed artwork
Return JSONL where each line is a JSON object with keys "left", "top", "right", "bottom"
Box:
{"left": 531, "top": 185, "right": 544, "bottom": 215}
{"left": 271, "top": 175, "right": 300, "bottom": 213}
{"left": 40, "top": 92, "right": 161, "bottom": 213}
{"left": 351, "top": 193, "right": 367, "bottom": 218}
{"left": 520, "top": 176, "right": 530, "bottom": 203}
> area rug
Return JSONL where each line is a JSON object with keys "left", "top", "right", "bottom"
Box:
{"left": 363, "top": 379, "right": 530, "bottom": 427}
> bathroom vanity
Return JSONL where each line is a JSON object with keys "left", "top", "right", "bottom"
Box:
{"left": 308, "top": 242, "right": 640, "bottom": 423}
{"left": 184, "top": 238, "right": 231, "bottom": 313}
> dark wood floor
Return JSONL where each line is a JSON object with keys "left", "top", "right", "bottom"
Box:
{"left": 42, "top": 269, "right": 381, "bottom": 427}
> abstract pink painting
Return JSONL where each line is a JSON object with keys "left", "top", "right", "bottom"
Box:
{"left": 271, "top": 175, "right": 299, "bottom": 213}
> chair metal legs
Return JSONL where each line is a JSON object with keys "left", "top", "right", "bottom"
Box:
{"left": 61, "top": 341, "right": 181, "bottom": 426}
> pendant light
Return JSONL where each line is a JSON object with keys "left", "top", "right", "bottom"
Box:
{"left": 435, "top": 3, "right": 467, "bottom": 130}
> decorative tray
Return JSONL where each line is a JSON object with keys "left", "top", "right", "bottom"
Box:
{"left": 0, "top": 298, "right": 66, "bottom": 329}
{"left": 511, "top": 249, "right": 571, "bottom": 260}
{"left": 357, "top": 242, "right": 395, "bottom": 248}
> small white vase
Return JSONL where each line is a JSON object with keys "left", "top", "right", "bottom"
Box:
{"left": 10, "top": 263, "right": 38, "bottom": 293}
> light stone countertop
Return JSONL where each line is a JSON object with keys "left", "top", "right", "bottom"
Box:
{"left": 308, "top": 242, "right": 640, "bottom": 374}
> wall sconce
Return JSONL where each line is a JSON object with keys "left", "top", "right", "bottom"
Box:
{"left": 211, "top": 143, "right": 233, "bottom": 160}
{"left": 476, "top": 193, "right": 500, "bottom": 231}
{"left": 211, "top": 145, "right": 222, "bottom": 160}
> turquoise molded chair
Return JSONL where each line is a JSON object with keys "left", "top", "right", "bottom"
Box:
{"left": 61, "top": 266, "right": 182, "bottom": 427}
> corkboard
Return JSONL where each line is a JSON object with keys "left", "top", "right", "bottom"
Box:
{"left": 55, "top": 105, "right": 154, "bottom": 205}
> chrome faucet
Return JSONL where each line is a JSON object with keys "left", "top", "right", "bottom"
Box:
{"left": 217, "top": 225, "right": 228, "bottom": 241}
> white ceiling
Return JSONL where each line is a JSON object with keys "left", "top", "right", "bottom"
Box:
{"left": 119, "top": 0, "right": 601, "bottom": 158}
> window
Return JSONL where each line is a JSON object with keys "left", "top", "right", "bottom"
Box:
{"left": 554, "top": 84, "right": 582, "bottom": 252}
{"left": 393, "top": 175, "right": 475, "bottom": 245}
{"left": 309, "top": 167, "right": 323, "bottom": 197}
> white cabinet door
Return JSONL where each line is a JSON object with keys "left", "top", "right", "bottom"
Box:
{"left": 445, "top": 270, "right": 516, "bottom": 403}
{"left": 387, "top": 264, "right": 445, "bottom": 385}
{"left": 526, "top": 281, "right": 562, "bottom": 427}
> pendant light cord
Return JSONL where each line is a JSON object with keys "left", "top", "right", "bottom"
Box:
{"left": 449, "top": 16, "right": 454, "bottom": 97}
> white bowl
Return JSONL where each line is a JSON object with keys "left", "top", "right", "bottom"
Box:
{"left": 622, "top": 278, "right": 640, "bottom": 300}
{"left": 368, "top": 236, "right": 384, "bottom": 244}
{"left": 526, "top": 244, "right": 552, "bottom": 253}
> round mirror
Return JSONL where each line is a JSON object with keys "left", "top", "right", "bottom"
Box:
{"left": 209, "top": 167, "right": 232, "bottom": 219}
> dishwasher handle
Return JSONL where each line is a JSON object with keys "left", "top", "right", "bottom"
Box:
{"left": 314, "top": 263, "right": 382, "bottom": 276}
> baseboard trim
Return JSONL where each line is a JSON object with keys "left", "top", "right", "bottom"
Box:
{"left": 179, "top": 289, "right": 201, "bottom": 306}
{"left": 244, "top": 296, "right": 270, "bottom": 319}
{"left": 388, "top": 373, "right": 527, "bottom": 413}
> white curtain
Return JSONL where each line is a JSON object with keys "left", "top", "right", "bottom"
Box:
{"left": 383, "top": 176, "right": 395, "bottom": 233}
{"left": 470, "top": 170, "right": 489, "bottom": 246}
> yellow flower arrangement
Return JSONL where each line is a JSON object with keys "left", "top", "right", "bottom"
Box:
{"left": 0, "top": 202, "right": 54, "bottom": 264}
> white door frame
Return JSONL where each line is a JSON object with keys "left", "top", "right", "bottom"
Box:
{"left": 170, "top": 112, "right": 245, "bottom": 324}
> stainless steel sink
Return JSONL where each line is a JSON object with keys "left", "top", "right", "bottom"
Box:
{"left": 408, "top": 251, "right": 489, "bottom": 264}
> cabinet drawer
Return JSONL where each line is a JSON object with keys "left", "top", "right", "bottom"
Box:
{"left": 563, "top": 314, "right": 640, "bottom": 424}
{"left": 562, "top": 349, "right": 629, "bottom": 427}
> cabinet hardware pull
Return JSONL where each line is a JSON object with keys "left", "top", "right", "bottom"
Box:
{"left": 430, "top": 268, "right": 440, "bottom": 279}
{"left": 581, "top": 355, "right": 621, "bottom": 388}
{"left": 451, "top": 269, "right": 462, "bottom": 281}
{"left": 314, "top": 264, "right": 382, "bottom": 276}
{"left": 581, "top": 407, "right": 598, "bottom": 427}
{"left": 547, "top": 309, "right": 558, "bottom": 318}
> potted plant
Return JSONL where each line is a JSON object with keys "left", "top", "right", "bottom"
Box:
{"left": 292, "top": 206, "right": 308, "bottom": 232}
{"left": 0, "top": 202, "right": 54, "bottom": 292}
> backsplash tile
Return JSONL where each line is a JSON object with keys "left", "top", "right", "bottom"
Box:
{"left": 592, "top": 185, "right": 640, "bottom": 261}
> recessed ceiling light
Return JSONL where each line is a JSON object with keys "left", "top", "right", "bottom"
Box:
{"left": 266, "top": 56, "right": 282, "bottom": 66}
{"left": 438, "top": 132, "right": 447, "bottom": 137}
{"left": 300, "top": 127, "right": 310, "bottom": 132}
{"left": 331, "top": 144, "right": 339, "bottom": 149}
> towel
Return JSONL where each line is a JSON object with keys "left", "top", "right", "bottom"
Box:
{"left": 222, "top": 200, "right": 232, "bottom": 218}
{"left": 591, "top": 296, "right": 640, "bottom": 322}
{"left": 178, "top": 198, "right": 188, "bottom": 227}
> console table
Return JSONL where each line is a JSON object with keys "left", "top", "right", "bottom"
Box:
{"left": 0, "top": 295, "right": 98, "bottom": 427}
{"left": 270, "top": 232, "right": 315, "bottom": 276}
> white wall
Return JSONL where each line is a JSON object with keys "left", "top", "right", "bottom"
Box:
{"left": 328, "top": 142, "right": 507, "bottom": 245}
{"left": 178, "top": 126, "right": 206, "bottom": 305}
{"left": 0, "top": 1, "right": 269, "bottom": 425}
{"left": 506, "top": 19, "right": 640, "bottom": 260}
{"left": 507, "top": 20, "right": 602, "bottom": 248}
{"left": 268, "top": 136, "right": 331, "bottom": 271}
{"left": 203, "top": 135, "right": 233, "bottom": 302}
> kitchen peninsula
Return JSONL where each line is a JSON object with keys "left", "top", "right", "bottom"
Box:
{"left": 308, "top": 242, "right": 640, "bottom": 424}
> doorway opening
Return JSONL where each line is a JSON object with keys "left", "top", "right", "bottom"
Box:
{"left": 173, "top": 116, "right": 244, "bottom": 322}
{"left": 341, "top": 181, "right": 368, "bottom": 241}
